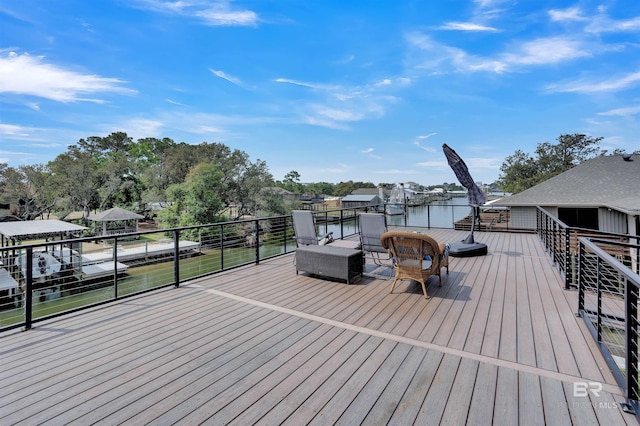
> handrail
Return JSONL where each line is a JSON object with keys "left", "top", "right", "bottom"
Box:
{"left": 0, "top": 201, "right": 499, "bottom": 333}
{"left": 577, "top": 236, "right": 640, "bottom": 414}
{"left": 536, "top": 206, "right": 636, "bottom": 289}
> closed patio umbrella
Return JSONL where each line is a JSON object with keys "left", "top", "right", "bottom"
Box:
{"left": 442, "top": 144, "right": 488, "bottom": 256}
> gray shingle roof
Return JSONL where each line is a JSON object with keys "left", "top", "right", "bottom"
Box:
{"left": 494, "top": 154, "right": 640, "bottom": 214}
{"left": 88, "top": 207, "right": 144, "bottom": 222}
{"left": 342, "top": 194, "right": 381, "bottom": 202}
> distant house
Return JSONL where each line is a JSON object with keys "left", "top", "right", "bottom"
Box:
{"left": 341, "top": 194, "right": 382, "bottom": 210}
{"left": 493, "top": 154, "right": 640, "bottom": 235}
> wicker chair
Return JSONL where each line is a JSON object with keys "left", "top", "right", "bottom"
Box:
{"left": 380, "top": 231, "right": 449, "bottom": 299}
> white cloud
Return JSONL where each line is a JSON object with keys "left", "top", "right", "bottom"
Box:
{"left": 416, "top": 159, "right": 448, "bottom": 168}
{"left": 407, "top": 33, "right": 598, "bottom": 74}
{"left": 118, "top": 119, "right": 164, "bottom": 139}
{"left": 274, "top": 78, "right": 338, "bottom": 91}
{"left": 130, "top": 0, "right": 258, "bottom": 26}
{"left": 418, "top": 133, "right": 437, "bottom": 139}
{"left": 439, "top": 22, "right": 498, "bottom": 32}
{"left": 0, "top": 123, "right": 33, "bottom": 137}
{"left": 505, "top": 37, "right": 592, "bottom": 65}
{"left": 598, "top": 106, "right": 640, "bottom": 117}
{"left": 547, "top": 71, "right": 640, "bottom": 93}
{"left": 196, "top": 8, "right": 257, "bottom": 26}
{"left": 548, "top": 7, "right": 587, "bottom": 22}
{"left": 275, "top": 76, "right": 396, "bottom": 129}
{"left": 0, "top": 51, "right": 136, "bottom": 103}
{"left": 210, "top": 69, "right": 246, "bottom": 87}
{"left": 586, "top": 15, "right": 640, "bottom": 33}
{"left": 413, "top": 138, "right": 437, "bottom": 153}
{"left": 165, "top": 98, "right": 186, "bottom": 106}
{"left": 466, "top": 157, "right": 503, "bottom": 170}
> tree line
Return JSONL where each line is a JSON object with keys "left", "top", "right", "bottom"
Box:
{"left": 0, "top": 132, "right": 633, "bottom": 228}
{"left": 0, "top": 133, "right": 284, "bottom": 226}
{"left": 497, "top": 133, "right": 636, "bottom": 194}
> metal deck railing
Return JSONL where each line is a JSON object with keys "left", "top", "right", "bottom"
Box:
{"left": 537, "top": 206, "right": 640, "bottom": 416}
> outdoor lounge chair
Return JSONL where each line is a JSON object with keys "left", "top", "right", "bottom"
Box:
{"left": 380, "top": 231, "right": 449, "bottom": 299}
{"left": 359, "top": 213, "right": 389, "bottom": 265}
{"left": 291, "top": 210, "right": 361, "bottom": 250}
{"left": 292, "top": 210, "right": 333, "bottom": 246}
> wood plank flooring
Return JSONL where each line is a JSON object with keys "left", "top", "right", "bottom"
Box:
{"left": 0, "top": 229, "right": 636, "bottom": 425}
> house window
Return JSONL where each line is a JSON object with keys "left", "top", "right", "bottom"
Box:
{"left": 558, "top": 208, "right": 599, "bottom": 230}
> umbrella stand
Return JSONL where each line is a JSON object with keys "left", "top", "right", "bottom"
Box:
{"left": 442, "top": 144, "right": 488, "bottom": 257}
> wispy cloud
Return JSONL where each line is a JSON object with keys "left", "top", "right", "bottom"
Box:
{"left": 439, "top": 22, "right": 498, "bottom": 32}
{"left": 407, "top": 32, "right": 599, "bottom": 74}
{"left": 275, "top": 77, "right": 396, "bottom": 129}
{"left": 0, "top": 51, "right": 136, "bottom": 103}
{"left": 130, "top": 0, "right": 259, "bottom": 26}
{"left": 597, "top": 106, "right": 640, "bottom": 117}
{"left": 504, "top": 36, "right": 592, "bottom": 66}
{"left": 548, "top": 7, "right": 587, "bottom": 22}
{"left": 165, "top": 98, "right": 187, "bottom": 106}
{"left": 209, "top": 69, "right": 247, "bottom": 88}
{"left": 546, "top": 70, "right": 640, "bottom": 93}
{"left": 274, "top": 78, "right": 337, "bottom": 91}
{"left": 413, "top": 134, "right": 438, "bottom": 153}
{"left": 362, "top": 147, "right": 382, "bottom": 159}
{"left": 586, "top": 15, "right": 640, "bottom": 33}
{"left": 0, "top": 123, "right": 33, "bottom": 137}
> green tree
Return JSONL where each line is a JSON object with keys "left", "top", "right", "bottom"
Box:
{"left": 0, "top": 163, "right": 58, "bottom": 220}
{"left": 279, "top": 170, "right": 305, "bottom": 193}
{"left": 48, "top": 147, "right": 103, "bottom": 221}
{"left": 305, "top": 181, "right": 335, "bottom": 195}
{"left": 158, "top": 162, "right": 224, "bottom": 228}
{"left": 499, "top": 134, "right": 603, "bottom": 194}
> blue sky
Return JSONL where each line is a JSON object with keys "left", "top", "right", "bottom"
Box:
{"left": 1, "top": 0, "right": 639, "bottom": 186}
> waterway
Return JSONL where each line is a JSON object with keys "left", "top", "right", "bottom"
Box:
{"left": 321, "top": 197, "right": 472, "bottom": 238}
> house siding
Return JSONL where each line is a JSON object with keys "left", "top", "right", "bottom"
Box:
{"left": 511, "top": 206, "right": 538, "bottom": 229}
{"left": 599, "top": 207, "right": 628, "bottom": 234}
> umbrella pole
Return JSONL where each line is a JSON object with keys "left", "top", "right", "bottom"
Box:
{"left": 462, "top": 206, "right": 476, "bottom": 244}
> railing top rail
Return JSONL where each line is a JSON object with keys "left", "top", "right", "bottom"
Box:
{"left": 578, "top": 236, "right": 640, "bottom": 288}
{"left": 588, "top": 238, "right": 640, "bottom": 249}
{"left": 537, "top": 206, "right": 636, "bottom": 240}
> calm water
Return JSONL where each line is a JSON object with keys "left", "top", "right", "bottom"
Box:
{"left": 322, "top": 197, "right": 473, "bottom": 238}
{"left": 387, "top": 197, "right": 472, "bottom": 228}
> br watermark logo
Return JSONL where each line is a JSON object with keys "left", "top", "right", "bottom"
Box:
{"left": 573, "top": 381, "right": 603, "bottom": 398}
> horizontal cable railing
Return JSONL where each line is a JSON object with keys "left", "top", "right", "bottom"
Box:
{"left": 0, "top": 214, "right": 298, "bottom": 332}
{"left": 536, "top": 207, "right": 636, "bottom": 289}
{"left": 577, "top": 236, "right": 640, "bottom": 415}
{"left": 0, "top": 202, "right": 504, "bottom": 333}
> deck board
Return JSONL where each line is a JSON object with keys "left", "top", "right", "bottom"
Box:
{"left": 0, "top": 229, "right": 635, "bottom": 425}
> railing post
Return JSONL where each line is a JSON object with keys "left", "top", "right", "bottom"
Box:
{"left": 625, "top": 277, "right": 639, "bottom": 403}
{"left": 24, "top": 247, "right": 33, "bottom": 331}
{"left": 113, "top": 236, "right": 119, "bottom": 298}
{"left": 596, "top": 258, "right": 602, "bottom": 342}
{"left": 284, "top": 215, "right": 288, "bottom": 253}
{"left": 577, "top": 241, "right": 584, "bottom": 313}
{"left": 220, "top": 224, "right": 225, "bottom": 270}
{"left": 173, "top": 230, "right": 180, "bottom": 288}
{"left": 255, "top": 218, "right": 260, "bottom": 264}
{"left": 565, "top": 229, "right": 571, "bottom": 289}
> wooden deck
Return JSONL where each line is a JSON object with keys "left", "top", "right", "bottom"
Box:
{"left": 0, "top": 229, "right": 637, "bottom": 425}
